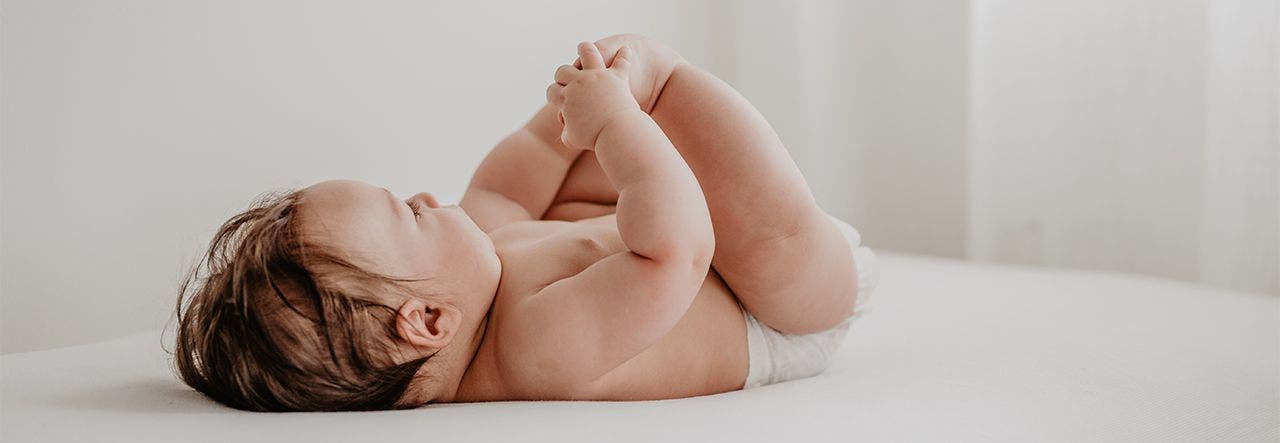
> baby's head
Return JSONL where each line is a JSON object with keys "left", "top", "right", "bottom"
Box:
{"left": 174, "top": 179, "right": 500, "bottom": 411}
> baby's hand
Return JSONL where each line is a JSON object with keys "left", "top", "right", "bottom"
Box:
{"left": 549, "top": 42, "right": 640, "bottom": 150}
{"left": 576, "top": 34, "right": 684, "bottom": 113}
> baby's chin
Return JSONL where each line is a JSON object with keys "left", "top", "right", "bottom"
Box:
{"left": 458, "top": 206, "right": 483, "bottom": 230}
{"left": 472, "top": 230, "right": 503, "bottom": 301}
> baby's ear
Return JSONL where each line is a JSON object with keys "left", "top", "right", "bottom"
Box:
{"left": 394, "top": 298, "right": 461, "bottom": 350}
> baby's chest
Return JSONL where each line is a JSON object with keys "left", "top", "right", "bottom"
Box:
{"left": 491, "top": 219, "right": 627, "bottom": 298}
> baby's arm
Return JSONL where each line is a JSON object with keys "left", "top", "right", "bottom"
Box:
{"left": 460, "top": 103, "right": 581, "bottom": 232}
{"left": 505, "top": 44, "right": 714, "bottom": 390}
{"left": 536, "top": 35, "right": 685, "bottom": 222}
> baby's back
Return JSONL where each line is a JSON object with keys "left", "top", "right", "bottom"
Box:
{"left": 455, "top": 214, "right": 748, "bottom": 401}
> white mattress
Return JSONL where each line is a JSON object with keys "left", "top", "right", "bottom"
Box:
{"left": 3, "top": 253, "right": 1277, "bottom": 442}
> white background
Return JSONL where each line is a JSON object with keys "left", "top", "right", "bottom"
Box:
{"left": 3, "top": 0, "right": 1277, "bottom": 353}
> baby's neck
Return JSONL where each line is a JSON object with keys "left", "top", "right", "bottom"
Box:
{"left": 446, "top": 308, "right": 502, "bottom": 403}
{"left": 425, "top": 256, "right": 502, "bottom": 403}
{"left": 409, "top": 306, "right": 492, "bottom": 405}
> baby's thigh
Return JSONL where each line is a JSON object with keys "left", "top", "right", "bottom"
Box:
{"left": 714, "top": 208, "right": 860, "bottom": 335}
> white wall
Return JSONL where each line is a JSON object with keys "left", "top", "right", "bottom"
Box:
{"left": 706, "top": 0, "right": 1277, "bottom": 293}
{"left": 969, "top": 0, "right": 1278, "bottom": 293}
{"left": 0, "top": 0, "right": 712, "bottom": 353}
{"left": 704, "top": 0, "right": 971, "bottom": 259}
{"left": 1199, "top": 0, "right": 1280, "bottom": 295}
{"left": 841, "top": 1, "right": 971, "bottom": 259}
{"left": 969, "top": 0, "right": 1209, "bottom": 279}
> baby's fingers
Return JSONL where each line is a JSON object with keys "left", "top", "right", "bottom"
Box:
{"left": 554, "top": 64, "right": 577, "bottom": 86}
{"left": 577, "top": 41, "right": 605, "bottom": 70}
{"left": 545, "top": 82, "right": 565, "bottom": 106}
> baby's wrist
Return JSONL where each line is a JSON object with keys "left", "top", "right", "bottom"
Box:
{"left": 592, "top": 108, "right": 648, "bottom": 148}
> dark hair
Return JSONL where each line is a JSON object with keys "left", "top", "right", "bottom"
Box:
{"left": 172, "top": 189, "right": 430, "bottom": 411}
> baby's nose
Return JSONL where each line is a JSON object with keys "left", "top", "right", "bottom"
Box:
{"left": 409, "top": 192, "right": 441, "bottom": 209}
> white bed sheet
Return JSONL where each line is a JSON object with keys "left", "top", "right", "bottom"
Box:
{"left": 3, "top": 253, "right": 1277, "bottom": 442}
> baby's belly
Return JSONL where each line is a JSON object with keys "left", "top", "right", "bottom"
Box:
{"left": 583, "top": 270, "right": 749, "bottom": 400}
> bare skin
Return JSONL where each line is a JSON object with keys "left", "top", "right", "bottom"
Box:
{"left": 297, "top": 35, "right": 858, "bottom": 405}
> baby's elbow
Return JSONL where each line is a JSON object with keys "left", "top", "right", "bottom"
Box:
{"left": 681, "top": 218, "right": 715, "bottom": 273}
{"left": 641, "top": 240, "right": 710, "bottom": 280}
{"left": 666, "top": 233, "right": 715, "bottom": 280}
{"left": 640, "top": 220, "right": 715, "bottom": 278}
{"left": 689, "top": 235, "right": 714, "bottom": 273}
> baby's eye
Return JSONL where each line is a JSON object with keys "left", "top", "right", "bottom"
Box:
{"left": 406, "top": 201, "right": 422, "bottom": 218}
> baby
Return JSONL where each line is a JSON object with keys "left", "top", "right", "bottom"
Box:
{"left": 174, "top": 34, "right": 878, "bottom": 411}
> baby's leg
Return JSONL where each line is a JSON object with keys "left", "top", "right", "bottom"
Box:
{"left": 651, "top": 64, "right": 858, "bottom": 335}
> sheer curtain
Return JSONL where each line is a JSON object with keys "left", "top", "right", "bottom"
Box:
{"left": 703, "top": 0, "right": 1278, "bottom": 295}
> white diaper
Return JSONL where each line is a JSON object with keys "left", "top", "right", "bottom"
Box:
{"left": 742, "top": 215, "right": 880, "bottom": 389}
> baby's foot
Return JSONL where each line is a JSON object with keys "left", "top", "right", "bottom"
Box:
{"left": 577, "top": 34, "right": 686, "bottom": 113}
